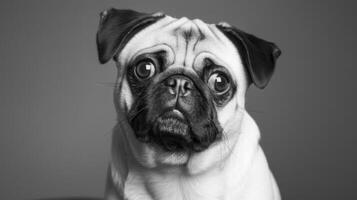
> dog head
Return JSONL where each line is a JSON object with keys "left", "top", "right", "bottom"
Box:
{"left": 96, "top": 9, "right": 280, "bottom": 170}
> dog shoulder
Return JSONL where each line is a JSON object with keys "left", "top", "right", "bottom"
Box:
{"left": 234, "top": 146, "right": 278, "bottom": 200}
{"left": 235, "top": 112, "right": 280, "bottom": 200}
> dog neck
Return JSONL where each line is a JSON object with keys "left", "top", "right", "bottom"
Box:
{"left": 105, "top": 111, "right": 261, "bottom": 200}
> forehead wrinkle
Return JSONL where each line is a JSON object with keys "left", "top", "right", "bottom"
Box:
{"left": 192, "top": 51, "right": 231, "bottom": 72}
{"left": 192, "top": 19, "right": 222, "bottom": 42}
{"left": 160, "top": 16, "right": 189, "bottom": 31}
{"left": 170, "top": 19, "right": 205, "bottom": 44}
{"left": 193, "top": 28, "right": 205, "bottom": 51}
{"left": 169, "top": 20, "right": 207, "bottom": 67}
{"left": 129, "top": 43, "right": 173, "bottom": 62}
{"left": 208, "top": 25, "right": 224, "bottom": 42}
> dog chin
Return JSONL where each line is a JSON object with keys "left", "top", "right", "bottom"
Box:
{"left": 130, "top": 110, "right": 193, "bottom": 166}
{"left": 150, "top": 110, "right": 193, "bottom": 152}
{"left": 150, "top": 145, "right": 191, "bottom": 166}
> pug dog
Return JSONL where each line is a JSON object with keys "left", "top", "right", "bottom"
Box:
{"left": 96, "top": 8, "right": 281, "bottom": 200}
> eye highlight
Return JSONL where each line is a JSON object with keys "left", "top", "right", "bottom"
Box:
{"left": 207, "top": 72, "right": 231, "bottom": 94}
{"left": 134, "top": 59, "right": 156, "bottom": 80}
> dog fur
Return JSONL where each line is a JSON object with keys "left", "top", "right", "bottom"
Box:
{"left": 96, "top": 9, "right": 281, "bottom": 200}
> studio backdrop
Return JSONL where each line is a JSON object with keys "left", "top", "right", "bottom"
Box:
{"left": 0, "top": 0, "right": 356, "bottom": 200}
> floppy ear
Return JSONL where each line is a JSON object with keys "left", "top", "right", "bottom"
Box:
{"left": 96, "top": 8, "right": 165, "bottom": 64}
{"left": 216, "top": 24, "right": 281, "bottom": 89}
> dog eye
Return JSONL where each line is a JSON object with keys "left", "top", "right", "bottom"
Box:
{"left": 134, "top": 59, "right": 156, "bottom": 80}
{"left": 208, "top": 72, "right": 230, "bottom": 94}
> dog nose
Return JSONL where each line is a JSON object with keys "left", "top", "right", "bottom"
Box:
{"left": 164, "top": 75, "right": 193, "bottom": 96}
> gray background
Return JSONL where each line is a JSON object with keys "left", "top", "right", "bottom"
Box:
{"left": 0, "top": 0, "right": 356, "bottom": 199}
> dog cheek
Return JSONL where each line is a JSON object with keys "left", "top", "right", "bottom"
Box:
{"left": 217, "top": 96, "right": 240, "bottom": 127}
{"left": 146, "top": 86, "right": 171, "bottom": 120}
{"left": 119, "top": 78, "right": 134, "bottom": 112}
{"left": 192, "top": 122, "right": 222, "bottom": 151}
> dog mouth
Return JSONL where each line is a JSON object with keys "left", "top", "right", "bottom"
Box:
{"left": 151, "top": 109, "right": 193, "bottom": 152}
{"left": 129, "top": 105, "right": 221, "bottom": 153}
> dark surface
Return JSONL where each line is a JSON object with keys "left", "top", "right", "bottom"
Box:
{"left": 217, "top": 24, "right": 281, "bottom": 88}
{"left": 1, "top": 0, "right": 356, "bottom": 200}
{"left": 96, "top": 8, "right": 164, "bottom": 64}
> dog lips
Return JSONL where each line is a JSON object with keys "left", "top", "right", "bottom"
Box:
{"left": 156, "top": 117, "right": 189, "bottom": 136}
{"left": 152, "top": 111, "right": 192, "bottom": 151}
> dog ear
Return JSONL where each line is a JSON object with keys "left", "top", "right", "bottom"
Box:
{"left": 216, "top": 23, "right": 281, "bottom": 89}
{"left": 96, "top": 8, "right": 165, "bottom": 64}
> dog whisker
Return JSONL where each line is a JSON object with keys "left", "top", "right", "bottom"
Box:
{"left": 96, "top": 82, "right": 120, "bottom": 88}
{"left": 247, "top": 108, "right": 265, "bottom": 114}
{"left": 128, "top": 106, "right": 147, "bottom": 122}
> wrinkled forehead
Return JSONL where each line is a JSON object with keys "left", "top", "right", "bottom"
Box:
{"left": 118, "top": 15, "right": 243, "bottom": 76}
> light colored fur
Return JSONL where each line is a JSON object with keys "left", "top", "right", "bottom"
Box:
{"left": 105, "top": 15, "right": 280, "bottom": 200}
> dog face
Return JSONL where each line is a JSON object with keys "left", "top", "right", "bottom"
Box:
{"left": 97, "top": 9, "right": 280, "bottom": 169}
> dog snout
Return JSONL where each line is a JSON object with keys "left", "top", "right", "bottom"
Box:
{"left": 164, "top": 75, "right": 194, "bottom": 97}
